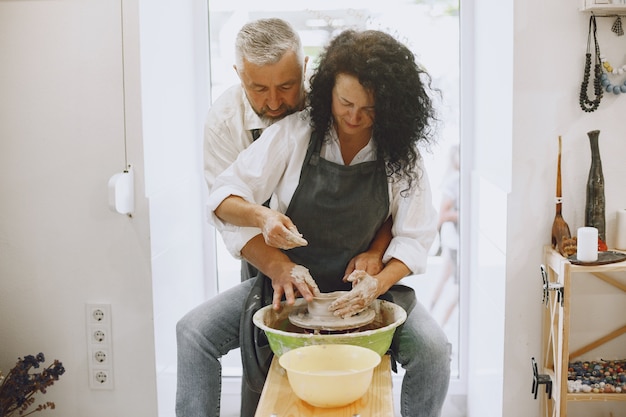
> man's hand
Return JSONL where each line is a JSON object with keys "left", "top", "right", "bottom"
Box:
{"left": 343, "top": 217, "right": 391, "bottom": 279}
{"left": 214, "top": 196, "right": 307, "bottom": 250}
{"left": 241, "top": 235, "right": 317, "bottom": 310}
{"left": 270, "top": 264, "right": 320, "bottom": 310}
{"left": 343, "top": 252, "right": 384, "bottom": 281}
{"left": 260, "top": 210, "right": 308, "bottom": 250}
{"left": 329, "top": 270, "right": 379, "bottom": 318}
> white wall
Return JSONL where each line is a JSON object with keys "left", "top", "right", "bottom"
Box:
{"left": 0, "top": 1, "right": 158, "bottom": 416}
{"left": 465, "top": 0, "right": 626, "bottom": 416}
{"left": 0, "top": 0, "right": 209, "bottom": 416}
{"left": 514, "top": 2, "right": 626, "bottom": 415}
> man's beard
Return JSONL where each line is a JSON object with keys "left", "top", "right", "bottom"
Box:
{"left": 257, "top": 103, "right": 297, "bottom": 124}
{"left": 256, "top": 90, "right": 305, "bottom": 124}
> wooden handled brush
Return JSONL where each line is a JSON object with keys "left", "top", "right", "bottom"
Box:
{"left": 551, "top": 136, "right": 575, "bottom": 256}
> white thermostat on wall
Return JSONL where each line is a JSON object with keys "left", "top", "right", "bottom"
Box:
{"left": 108, "top": 167, "right": 134, "bottom": 215}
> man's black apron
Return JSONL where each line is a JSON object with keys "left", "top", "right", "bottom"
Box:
{"left": 240, "top": 131, "right": 417, "bottom": 401}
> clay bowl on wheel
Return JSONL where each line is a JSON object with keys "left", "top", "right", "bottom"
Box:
{"left": 288, "top": 291, "right": 376, "bottom": 331}
{"left": 306, "top": 291, "right": 347, "bottom": 318}
{"left": 252, "top": 298, "right": 407, "bottom": 357}
{"left": 278, "top": 344, "right": 381, "bottom": 408}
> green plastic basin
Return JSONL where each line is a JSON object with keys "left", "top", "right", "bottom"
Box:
{"left": 252, "top": 298, "right": 407, "bottom": 357}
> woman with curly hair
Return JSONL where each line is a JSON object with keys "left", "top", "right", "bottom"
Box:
{"left": 182, "top": 29, "right": 450, "bottom": 417}
{"left": 307, "top": 29, "right": 437, "bottom": 193}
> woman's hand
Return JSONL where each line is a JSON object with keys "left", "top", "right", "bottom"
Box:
{"left": 330, "top": 270, "right": 380, "bottom": 318}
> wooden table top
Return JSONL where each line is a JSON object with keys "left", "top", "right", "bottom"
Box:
{"left": 254, "top": 354, "right": 395, "bottom": 417}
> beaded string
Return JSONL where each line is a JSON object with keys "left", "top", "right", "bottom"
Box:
{"left": 579, "top": 15, "right": 604, "bottom": 112}
{"left": 600, "top": 55, "right": 626, "bottom": 95}
{"left": 600, "top": 56, "right": 626, "bottom": 75}
{"left": 596, "top": 15, "right": 626, "bottom": 95}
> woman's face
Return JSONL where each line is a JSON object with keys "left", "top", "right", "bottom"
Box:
{"left": 331, "top": 73, "right": 375, "bottom": 138}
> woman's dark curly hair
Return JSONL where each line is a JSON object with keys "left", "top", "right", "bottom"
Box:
{"left": 308, "top": 29, "right": 438, "bottom": 192}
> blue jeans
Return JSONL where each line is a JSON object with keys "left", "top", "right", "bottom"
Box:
{"left": 175, "top": 279, "right": 451, "bottom": 417}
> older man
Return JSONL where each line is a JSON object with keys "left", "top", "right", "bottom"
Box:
{"left": 178, "top": 18, "right": 393, "bottom": 417}
{"left": 203, "top": 18, "right": 309, "bottom": 191}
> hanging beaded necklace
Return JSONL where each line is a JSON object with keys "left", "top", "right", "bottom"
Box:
{"left": 579, "top": 15, "right": 604, "bottom": 112}
{"left": 599, "top": 54, "right": 626, "bottom": 95}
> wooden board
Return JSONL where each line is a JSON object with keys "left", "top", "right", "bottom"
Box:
{"left": 254, "top": 355, "right": 395, "bottom": 417}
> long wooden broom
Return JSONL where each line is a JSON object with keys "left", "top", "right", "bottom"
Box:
{"left": 551, "top": 136, "right": 575, "bottom": 256}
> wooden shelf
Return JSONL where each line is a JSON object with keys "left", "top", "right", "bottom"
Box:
{"left": 580, "top": 3, "right": 626, "bottom": 15}
{"left": 541, "top": 246, "right": 626, "bottom": 417}
{"left": 568, "top": 393, "right": 626, "bottom": 402}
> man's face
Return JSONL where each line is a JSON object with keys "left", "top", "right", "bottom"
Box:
{"left": 236, "top": 51, "right": 307, "bottom": 122}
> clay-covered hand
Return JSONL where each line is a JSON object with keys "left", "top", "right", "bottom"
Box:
{"left": 329, "top": 270, "right": 379, "bottom": 319}
{"left": 290, "top": 265, "right": 321, "bottom": 297}
{"left": 343, "top": 252, "right": 384, "bottom": 281}
{"left": 271, "top": 264, "right": 321, "bottom": 309}
{"left": 260, "top": 209, "right": 308, "bottom": 250}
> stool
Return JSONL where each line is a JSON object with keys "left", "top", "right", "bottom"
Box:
{"left": 255, "top": 354, "right": 395, "bottom": 417}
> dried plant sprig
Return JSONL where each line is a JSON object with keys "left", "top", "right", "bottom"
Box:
{"left": 0, "top": 353, "right": 65, "bottom": 417}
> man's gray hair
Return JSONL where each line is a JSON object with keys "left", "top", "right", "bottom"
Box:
{"left": 235, "top": 18, "right": 304, "bottom": 71}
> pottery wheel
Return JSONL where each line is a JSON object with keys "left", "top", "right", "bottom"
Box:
{"left": 288, "top": 305, "right": 376, "bottom": 331}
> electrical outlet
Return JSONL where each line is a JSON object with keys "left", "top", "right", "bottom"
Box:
{"left": 93, "top": 309, "right": 105, "bottom": 322}
{"left": 92, "top": 329, "right": 106, "bottom": 344}
{"left": 91, "top": 369, "right": 113, "bottom": 389}
{"left": 92, "top": 349, "right": 109, "bottom": 364}
{"left": 87, "top": 304, "right": 110, "bottom": 325}
{"left": 86, "top": 303, "right": 113, "bottom": 390}
{"left": 95, "top": 370, "right": 108, "bottom": 384}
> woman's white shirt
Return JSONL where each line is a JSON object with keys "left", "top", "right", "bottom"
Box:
{"left": 207, "top": 110, "right": 437, "bottom": 275}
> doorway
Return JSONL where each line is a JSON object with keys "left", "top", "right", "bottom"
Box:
{"left": 206, "top": 0, "right": 465, "bottom": 394}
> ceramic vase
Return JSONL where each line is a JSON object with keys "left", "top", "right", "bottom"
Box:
{"left": 585, "top": 129, "right": 606, "bottom": 242}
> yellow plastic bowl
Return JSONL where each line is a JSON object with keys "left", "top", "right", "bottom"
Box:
{"left": 278, "top": 344, "right": 381, "bottom": 408}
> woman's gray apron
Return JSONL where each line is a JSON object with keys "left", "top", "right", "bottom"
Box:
{"left": 240, "top": 131, "right": 417, "bottom": 399}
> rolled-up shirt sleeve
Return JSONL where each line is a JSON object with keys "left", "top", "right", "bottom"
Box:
{"left": 206, "top": 115, "right": 308, "bottom": 258}
{"left": 206, "top": 149, "right": 274, "bottom": 258}
{"left": 383, "top": 160, "right": 438, "bottom": 275}
{"left": 206, "top": 183, "right": 262, "bottom": 259}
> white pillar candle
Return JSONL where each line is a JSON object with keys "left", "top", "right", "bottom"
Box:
{"left": 616, "top": 209, "right": 626, "bottom": 251}
{"left": 577, "top": 227, "right": 598, "bottom": 262}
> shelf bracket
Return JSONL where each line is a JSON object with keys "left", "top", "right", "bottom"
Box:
{"left": 541, "top": 264, "right": 564, "bottom": 307}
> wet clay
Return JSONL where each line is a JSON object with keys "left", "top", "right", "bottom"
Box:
{"left": 267, "top": 299, "right": 397, "bottom": 334}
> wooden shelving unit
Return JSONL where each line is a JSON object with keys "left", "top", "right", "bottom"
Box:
{"left": 541, "top": 246, "right": 626, "bottom": 416}
{"left": 580, "top": 2, "right": 626, "bottom": 15}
